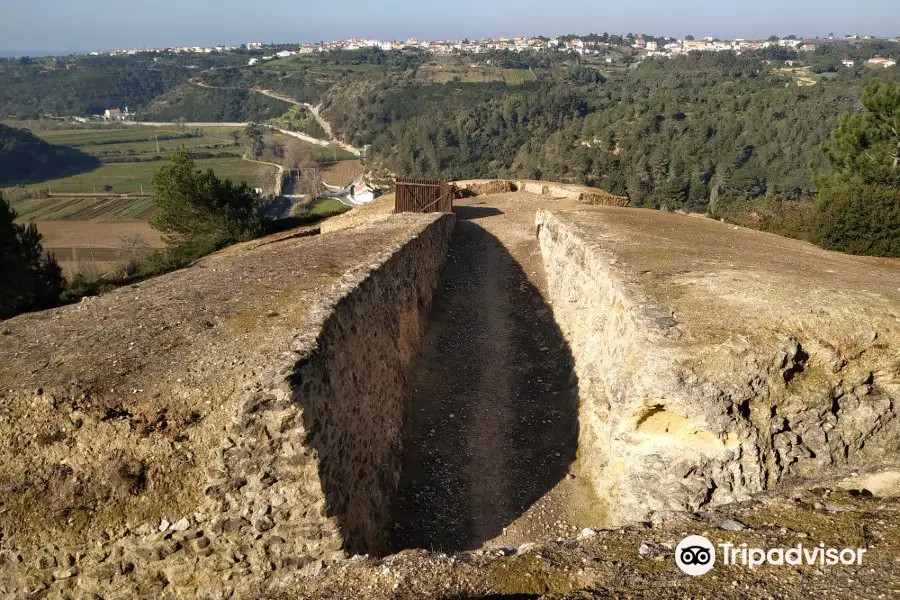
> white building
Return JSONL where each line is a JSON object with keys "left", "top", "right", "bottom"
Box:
{"left": 351, "top": 181, "right": 376, "bottom": 204}
{"left": 867, "top": 56, "right": 897, "bottom": 68}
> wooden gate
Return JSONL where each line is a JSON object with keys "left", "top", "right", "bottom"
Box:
{"left": 394, "top": 179, "right": 455, "bottom": 213}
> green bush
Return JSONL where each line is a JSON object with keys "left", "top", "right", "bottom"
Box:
{"left": 709, "top": 196, "right": 815, "bottom": 241}
{"left": 812, "top": 181, "right": 900, "bottom": 257}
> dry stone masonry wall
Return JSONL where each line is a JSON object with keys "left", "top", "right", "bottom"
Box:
{"left": 536, "top": 208, "right": 900, "bottom": 525}
{"left": 454, "top": 179, "right": 630, "bottom": 207}
{"left": 0, "top": 212, "right": 454, "bottom": 599}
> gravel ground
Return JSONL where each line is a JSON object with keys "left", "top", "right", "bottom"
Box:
{"left": 271, "top": 480, "right": 900, "bottom": 599}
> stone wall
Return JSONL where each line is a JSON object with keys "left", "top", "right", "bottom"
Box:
{"left": 320, "top": 195, "right": 395, "bottom": 234}
{"left": 0, "top": 212, "right": 455, "bottom": 599}
{"left": 454, "top": 179, "right": 630, "bottom": 207}
{"left": 536, "top": 208, "right": 900, "bottom": 525}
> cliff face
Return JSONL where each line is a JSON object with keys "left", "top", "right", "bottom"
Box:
{"left": 0, "top": 213, "right": 454, "bottom": 598}
{"left": 536, "top": 208, "right": 900, "bottom": 524}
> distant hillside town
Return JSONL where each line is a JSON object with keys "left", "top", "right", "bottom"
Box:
{"left": 94, "top": 32, "right": 899, "bottom": 67}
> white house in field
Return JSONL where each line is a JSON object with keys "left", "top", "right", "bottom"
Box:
{"left": 104, "top": 108, "right": 127, "bottom": 121}
{"left": 350, "top": 181, "right": 376, "bottom": 204}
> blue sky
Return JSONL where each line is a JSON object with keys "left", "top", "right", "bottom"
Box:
{"left": 1, "top": 0, "right": 898, "bottom": 54}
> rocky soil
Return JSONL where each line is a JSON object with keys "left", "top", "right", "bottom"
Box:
{"left": 268, "top": 475, "right": 900, "bottom": 599}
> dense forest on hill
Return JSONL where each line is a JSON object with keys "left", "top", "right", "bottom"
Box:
{"left": 0, "top": 52, "right": 254, "bottom": 118}
{"left": 0, "top": 123, "right": 99, "bottom": 185}
{"left": 0, "top": 55, "right": 190, "bottom": 117}
{"left": 322, "top": 50, "right": 900, "bottom": 210}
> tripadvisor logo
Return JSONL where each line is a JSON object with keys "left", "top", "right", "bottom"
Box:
{"left": 675, "top": 535, "right": 716, "bottom": 576}
{"left": 672, "top": 535, "right": 868, "bottom": 576}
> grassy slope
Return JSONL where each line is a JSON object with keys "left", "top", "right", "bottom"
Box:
{"left": 20, "top": 157, "right": 270, "bottom": 195}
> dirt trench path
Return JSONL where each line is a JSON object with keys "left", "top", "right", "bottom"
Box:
{"left": 391, "top": 195, "right": 599, "bottom": 553}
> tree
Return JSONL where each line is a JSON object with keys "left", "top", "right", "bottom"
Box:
{"left": 150, "top": 149, "right": 262, "bottom": 249}
{"left": 242, "top": 124, "right": 265, "bottom": 158}
{"left": 283, "top": 139, "right": 316, "bottom": 170}
{"left": 0, "top": 194, "right": 64, "bottom": 319}
{"left": 117, "top": 232, "right": 149, "bottom": 276}
{"left": 814, "top": 79, "right": 900, "bottom": 256}
{"left": 821, "top": 79, "right": 900, "bottom": 187}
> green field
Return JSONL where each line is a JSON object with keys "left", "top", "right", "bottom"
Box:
{"left": 261, "top": 55, "right": 385, "bottom": 75}
{"left": 2, "top": 123, "right": 277, "bottom": 200}
{"left": 24, "top": 157, "right": 273, "bottom": 195}
{"left": 307, "top": 197, "right": 352, "bottom": 217}
{"left": 26, "top": 124, "right": 241, "bottom": 155}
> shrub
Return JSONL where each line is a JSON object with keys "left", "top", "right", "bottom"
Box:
{"left": 812, "top": 181, "right": 900, "bottom": 258}
{"left": 709, "top": 196, "right": 815, "bottom": 241}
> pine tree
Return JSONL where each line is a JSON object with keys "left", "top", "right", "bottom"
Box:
{"left": 814, "top": 80, "right": 900, "bottom": 257}
{"left": 0, "top": 194, "right": 64, "bottom": 319}
{"left": 822, "top": 79, "right": 900, "bottom": 187}
{"left": 150, "top": 149, "right": 262, "bottom": 248}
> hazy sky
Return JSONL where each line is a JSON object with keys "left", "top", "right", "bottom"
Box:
{"left": 1, "top": 0, "right": 898, "bottom": 53}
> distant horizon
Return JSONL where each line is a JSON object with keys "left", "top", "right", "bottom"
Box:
{"left": 2, "top": 0, "right": 899, "bottom": 56}
{"left": 1, "top": 30, "right": 897, "bottom": 58}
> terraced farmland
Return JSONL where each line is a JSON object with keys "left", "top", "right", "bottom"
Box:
{"left": 322, "top": 159, "right": 365, "bottom": 186}
{"left": 9, "top": 195, "right": 155, "bottom": 221}
{"left": 3, "top": 121, "right": 366, "bottom": 278}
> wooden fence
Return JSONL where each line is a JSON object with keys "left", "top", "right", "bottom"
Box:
{"left": 394, "top": 179, "right": 455, "bottom": 213}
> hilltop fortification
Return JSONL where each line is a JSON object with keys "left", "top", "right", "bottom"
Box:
{"left": 1, "top": 181, "right": 899, "bottom": 599}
